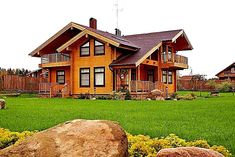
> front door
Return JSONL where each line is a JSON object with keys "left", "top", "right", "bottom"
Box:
{"left": 147, "top": 70, "right": 154, "bottom": 82}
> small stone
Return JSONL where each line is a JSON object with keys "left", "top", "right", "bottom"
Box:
{"left": 157, "top": 147, "right": 224, "bottom": 157}
{"left": 91, "top": 97, "right": 96, "bottom": 100}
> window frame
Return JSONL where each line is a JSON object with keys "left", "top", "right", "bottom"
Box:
{"left": 94, "top": 40, "right": 105, "bottom": 56}
{"left": 168, "top": 70, "right": 173, "bottom": 84}
{"left": 80, "top": 41, "right": 90, "bottom": 57}
{"left": 162, "top": 70, "right": 173, "bottom": 84}
{"left": 80, "top": 68, "right": 90, "bottom": 87}
{"left": 56, "top": 70, "right": 65, "bottom": 84}
{"left": 94, "top": 67, "right": 105, "bottom": 87}
{"left": 162, "top": 70, "right": 167, "bottom": 84}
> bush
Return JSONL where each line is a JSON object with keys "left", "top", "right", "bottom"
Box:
{"left": 217, "top": 81, "right": 232, "bottom": 92}
{"left": 127, "top": 133, "right": 232, "bottom": 157}
{"left": 125, "top": 90, "right": 132, "bottom": 100}
{"left": 176, "top": 93, "right": 197, "bottom": 100}
{"left": 110, "top": 91, "right": 124, "bottom": 100}
{"left": 211, "top": 145, "right": 232, "bottom": 157}
{"left": 0, "top": 128, "right": 35, "bottom": 149}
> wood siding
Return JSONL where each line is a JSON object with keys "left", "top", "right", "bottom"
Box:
{"left": 71, "top": 38, "right": 115, "bottom": 95}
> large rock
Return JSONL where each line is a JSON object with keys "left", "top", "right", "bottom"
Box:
{"left": 157, "top": 147, "right": 224, "bottom": 157}
{"left": 0, "top": 99, "right": 6, "bottom": 109}
{"left": 0, "top": 119, "right": 128, "bottom": 157}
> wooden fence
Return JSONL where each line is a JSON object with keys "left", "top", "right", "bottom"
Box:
{"left": 177, "top": 79, "right": 235, "bottom": 91}
{"left": 0, "top": 75, "right": 48, "bottom": 93}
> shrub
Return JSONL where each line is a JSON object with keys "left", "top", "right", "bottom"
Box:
{"left": 217, "top": 81, "right": 232, "bottom": 92}
{"left": 127, "top": 133, "right": 231, "bottom": 157}
{"left": 211, "top": 145, "right": 232, "bottom": 157}
{"left": 0, "top": 128, "right": 35, "bottom": 149}
{"left": 186, "top": 139, "right": 210, "bottom": 148}
{"left": 110, "top": 91, "right": 124, "bottom": 100}
{"left": 176, "top": 93, "right": 196, "bottom": 100}
{"left": 125, "top": 90, "right": 132, "bottom": 100}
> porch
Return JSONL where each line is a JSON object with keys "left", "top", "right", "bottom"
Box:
{"left": 39, "top": 82, "right": 70, "bottom": 98}
{"left": 113, "top": 66, "right": 168, "bottom": 98}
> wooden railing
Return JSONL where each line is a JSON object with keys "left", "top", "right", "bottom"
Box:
{"left": 41, "top": 53, "right": 70, "bottom": 64}
{"left": 61, "top": 83, "right": 70, "bottom": 98}
{"left": 130, "top": 80, "right": 165, "bottom": 93}
{"left": 224, "top": 71, "right": 235, "bottom": 77}
{"left": 39, "top": 82, "right": 70, "bottom": 98}
{"left": 174, "top": 54, "right": 188, "bottom": 64}
{"left": 162, "top": 54, "right": 188, "bottom": 64}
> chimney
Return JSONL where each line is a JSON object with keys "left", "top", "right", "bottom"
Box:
{"left": 89, "top": 17, "right": 97, "bottom": 29}
{"left": 115, "top": 28, "right": 121, "bottom": 36}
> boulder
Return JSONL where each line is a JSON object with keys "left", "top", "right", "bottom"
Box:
{"left": 0, "top": 119, "right": 128, "bottom": 157}
{"left": 156, "top": 147, "right": 224, "bottom": 157}
{"left": 0, "top": 99, "right": 6, "bottom": 109}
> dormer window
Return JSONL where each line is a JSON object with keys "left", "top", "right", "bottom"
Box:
{"left": 94, "top": 40, "right": 105, "bottom": 55}
{"left": 80, "top": 41, "right": 90, "bottom": 56}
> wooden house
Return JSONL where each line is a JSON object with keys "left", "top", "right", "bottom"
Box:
{"left": 29, "top": 18, "right": 193, "bottom": 97}
{"left": 216, "top": 62, "right": 235, "bottom": 81}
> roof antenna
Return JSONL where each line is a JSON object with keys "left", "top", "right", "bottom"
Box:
{"left": 114, "top": 0, "right": 123, "bottom": 29}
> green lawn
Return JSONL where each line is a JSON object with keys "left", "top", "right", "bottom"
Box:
{"left": 0, "top": 92, "right": 234, "bottom": 155}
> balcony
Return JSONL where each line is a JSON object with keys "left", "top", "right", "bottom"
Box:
{"left": 224, "top": 71, "right": 235, "bottom": 78}
{"left": 39, "top": 53, "right": 70, "bottom": 68}
{"left": 161, "top": 54, "right": 188, "bottom": 69}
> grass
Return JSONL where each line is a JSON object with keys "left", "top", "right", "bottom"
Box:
{"left": 0, "top": 92, "right": 235, "bottom": 155}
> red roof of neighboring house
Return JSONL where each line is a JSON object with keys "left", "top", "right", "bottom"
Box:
{"left": 179, "top": 75, "right": 194, "bottom": 80}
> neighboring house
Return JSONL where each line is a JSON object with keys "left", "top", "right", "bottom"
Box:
{"left": 216, "top": 62, "right": 235, "bottom": 81}
{"left": 29, "top": 18, "right": 193, "bottom": 97}
{"left": 27, "top": 68, "right": 43, "bottom": 78}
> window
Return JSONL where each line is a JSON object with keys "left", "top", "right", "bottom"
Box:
{"left": 168, "top": 46, "right": 172, "bottom": 62}
{"left": 80, "top": 68, "right": 90, "bottom": 87}
{"left": 56, "top": 70, "right": 65, "bottom": 84}
{"left": 162, "top": 70, "right": 167, "bottom": 83}
{"left": 147, "top": 70, "right": 154, "bottom": 82}
{"left": 162, "top": 70, "right": 173, "bottom": 84}
{"left": 231, "top": 67, "right": 235, "bottom": 73}
{"left": 94, "top": 67, "right": 105, "bottom": 87}
{"left": 80, "top": 41, "right": 90, "bottom": 56}
{"left": 168, "top": 71, "right": 173, "bottom": 84}
{"left": 94, "top": 40, "right": 105, "bottom": 55}
{"left": 131, "top": 69, "right": 136, "bottom": 81}
{"left": 162, "top": 45, "right": 167, "bottom": 63}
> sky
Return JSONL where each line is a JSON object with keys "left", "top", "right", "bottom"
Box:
{"left": 0, "top": 0, "right": 234, "bottom": 78}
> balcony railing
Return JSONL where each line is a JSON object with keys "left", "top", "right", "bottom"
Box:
{"left": 161, "top": 54, "right": 188, "bottom": 65}
{"left": 224, "top": 71, "right": 235, "bottom": 77}
{"left": 41, "top": 53, "right": 70, "bottom": 64}
{"left": 174, "top": 54, "right": 188, "bottom": 64}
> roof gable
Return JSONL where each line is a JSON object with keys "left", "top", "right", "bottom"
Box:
{"left": 111, "top": 29, "right": 192, "bottom": 67}
{"left": 29, "top": 22, "right": 139, "bottom": 57}
{"left": 216, "top": 62, "right": 235, "bottom": 77}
